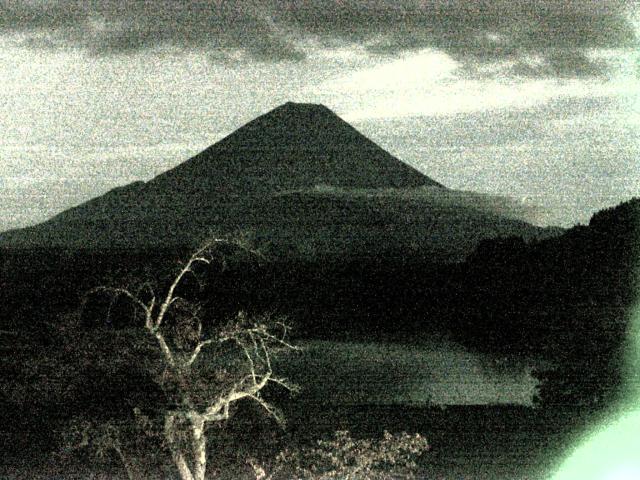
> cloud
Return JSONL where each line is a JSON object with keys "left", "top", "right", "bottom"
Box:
{"left": 507, "top": 50, "right": 611, "bottom": 78}
{"left": 0, "top": 1, "right": 636, "bottom": 75}
{"left": 0, "top": 0, "right": 308, "bottom": 61}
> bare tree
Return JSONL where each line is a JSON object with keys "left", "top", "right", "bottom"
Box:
{"left": 87, "top": 238, "right": 298, "bottom": 480}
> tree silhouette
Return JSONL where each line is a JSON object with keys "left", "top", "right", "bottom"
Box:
{"left": 83, "top": 238, "right": 298, "bottom": 480}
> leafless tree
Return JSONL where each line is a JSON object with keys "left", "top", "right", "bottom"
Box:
{"left": 87, "top": 238, "right": 298, "bottom": 480}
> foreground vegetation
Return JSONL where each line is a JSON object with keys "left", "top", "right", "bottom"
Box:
{"left": 2, "top": 399, "right": 602, "bottom": 479}
{"left": 2, "top": 239, "right": 431, "bottom": 479}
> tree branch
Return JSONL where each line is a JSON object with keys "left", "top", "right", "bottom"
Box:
{"left": 247, "top": 394, "right": 284, "bottom": 426}
{"left": 153, "top": 330, "right": 176, "bottom": 368}
{"left": 186, "top": 339, "right": 216, "bottom": 366}
{"left": 89, "top": 286, "right": 152, "bottom": 317}
{"left": 202, "top": 369, "right": 272, "bottom": 423}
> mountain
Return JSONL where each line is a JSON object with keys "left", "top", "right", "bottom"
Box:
{"left": 0, "top": 102, "right": 556, "bottom": 260}
{"left": 151, "top": 101, "right": 443, "bottom": 192}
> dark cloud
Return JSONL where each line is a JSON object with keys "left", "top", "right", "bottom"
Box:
{"left": 0, "top": 0, "right": 308, "bottom": 61}
{"left": 508, "top": 50, "right": 610, "bottom": 78}
{"left": 0, "top": 1, "right": 636, "bottom": 74}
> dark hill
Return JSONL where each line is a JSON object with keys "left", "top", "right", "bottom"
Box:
{"left": 447, "top": 197, "right": 640, "bottom": 406}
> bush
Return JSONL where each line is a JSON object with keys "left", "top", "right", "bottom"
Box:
{"left": 255, "top": 430, "right": 429, "bottom": 479}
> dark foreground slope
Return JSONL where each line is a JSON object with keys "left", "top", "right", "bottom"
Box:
{"left": 449, "top": 198, "right": 640, "bottom": 406}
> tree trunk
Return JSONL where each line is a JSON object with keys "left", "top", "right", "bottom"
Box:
{"left": 114, "top": 445, "right": 137, "bottom": 480}
{"left": 191, "top": 414, "right": 208, "bottom": 480}
{"left": 165, "top": 413, "right": 196, "bottom": 480}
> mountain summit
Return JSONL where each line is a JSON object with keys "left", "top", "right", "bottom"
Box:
{"left": 148, "top": 102, "right": 442, "bottom": 194}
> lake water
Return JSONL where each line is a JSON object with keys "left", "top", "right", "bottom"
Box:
{"left": 277, "top": 339, "right": 539, "bottom": 406}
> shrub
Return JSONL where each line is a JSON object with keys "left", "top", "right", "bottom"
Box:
{"left": 255, "top": 430, "right": 429, "bottom": 479}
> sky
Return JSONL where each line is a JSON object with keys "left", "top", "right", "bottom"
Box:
{"left": 0, "top": 0, "right": 639, "bottom": 230}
